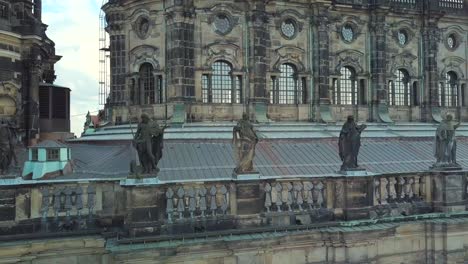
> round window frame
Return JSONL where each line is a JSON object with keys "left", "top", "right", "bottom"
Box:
{"left": 280, "top": 18, "right": 298, "bottom": 40}
{"left": 135, "top": 16, "right": 151, "bottom": 40}
{"left": 397, "top": 29, "right": 409, "bottom": 47}
{"left": 445, "top": 33, "right": 459, "bottom": 51}
{"left": 341, "top": 23, "right": 356, "bottom": 44}
{"left": 212, "top": 13, "right": 233, "bottom": 36}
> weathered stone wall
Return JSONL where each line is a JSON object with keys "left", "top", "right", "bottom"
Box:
{"left": 103, "top": 0, "right": 468, "bottom": 123}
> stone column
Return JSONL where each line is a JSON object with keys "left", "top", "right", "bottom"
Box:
{"left": 313, "top": 5, "right": 333, "bottom": 122}
{"left": 166, "top": 1, "right": 195, "bottom": 102}
{"left": 33, "top": 0, "right": 42, "bottom": 21}
{"left": 26, "top": 57, "right": 42, "bottom": 145}
{"left": 369, "top": 9, "right": 391, "bottom": 123}
{"left": 248, "top": 3, "right": 271, "bottom": 122}
{"left": 421, "top": 18, "right": 441, "bottom": 122}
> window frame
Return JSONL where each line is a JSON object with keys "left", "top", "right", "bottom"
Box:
{"left": 270, "top": 63, "right": 305, "bottom": 105}
{"left": 202, "top": 60, "right": 242, "bottom": 104}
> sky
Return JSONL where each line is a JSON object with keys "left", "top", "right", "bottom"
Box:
{"left": 43, "top": 0, "right": 104, "bottom": 136}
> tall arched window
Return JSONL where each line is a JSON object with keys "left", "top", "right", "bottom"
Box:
{"left": 139, "top": 63, "right": 164, "bottom": 105}
{"left": 202, "top": 60, "right": 242, "bottom": 103}
{"left": 334, "top": 67, "right": 357, "bottom": 105}
{"left": 439, "top": 71, "right": 459, "bottom": 107}
{"left": 389, "top": 69, "right": 410, "bottom": 106}
{"left": 270, "top": 63, "right": 305, "bottom": 104}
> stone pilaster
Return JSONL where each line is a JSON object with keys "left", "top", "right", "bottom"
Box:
{"left": 166, "top": 1, "right": 195, "bottom": 102}
{"left": 313, "top": 5, "right": 333, "bottom": 122}
{"left": 25, "top": 57, "right": 42, "bottom": 145}
{"left": 421, "top": 18, "right": 441, "bottom": 122}
{"left": 249, "top": 4, "right": 270, "bottom": 102}
{"left": 369, "top": 9, "right": 391, "bottom": 123}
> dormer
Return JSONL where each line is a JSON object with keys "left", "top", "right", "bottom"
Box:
{"left": 22, "top": 140, "right": 72, "bottom": 180}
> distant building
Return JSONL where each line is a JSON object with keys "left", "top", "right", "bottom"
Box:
{"left": 0, "top": 0, "right": 70, "bottom": 144}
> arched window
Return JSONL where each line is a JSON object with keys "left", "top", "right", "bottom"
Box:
{"left": 439, "top": 71, "right": 459, "bottom": 107}
{"left": 389, "top": 69, "right": 410, "bottom": 106}
{"left": 334, "top": 67, "right": 357, "bottom": 105}
{"left": 270, "top": 63, "right": 305, "bottom": 104}
{"left": 202, "top": 60, "right": 242, "bottom": 103}
{"left": 139, "top": 63, "right": 164, "bottom": 105}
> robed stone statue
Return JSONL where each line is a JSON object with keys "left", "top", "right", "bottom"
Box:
{"left": 134, "top": 114, "right": 165, "bottom": 174}
{"left": 433, "top": 114, "right": 460, "bottom": 168}
{"left": 233, "top": 113, "right": 258, "bottom": 174}
{"left": 338, "top": 116, "right": 367, "bottom": 171}
{"left": 0, "top": 120, "right": 18, "bottom": 174}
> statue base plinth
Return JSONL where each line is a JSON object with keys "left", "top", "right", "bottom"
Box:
{"left": 430, "top": 163, "right": 462, "bottom": 171}
{"left": 232, "top": 171, "right": 260, "bottom": 180}
{"left": 339, "top": 168, "right": 368, "bottom": 177}
{"left": 121, "top": 177, "right": 161, "bottom": 186}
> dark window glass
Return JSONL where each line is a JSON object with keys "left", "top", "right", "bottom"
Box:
{"left": 202, "top": 61, "right": 241, "bottom": 104}
{"left": 52, "top": 88, "right": 67, "bottom": 119}
{"left": 31, "top": 149, "right": 38, "bottom": 161}
{"left": 335, "top": 67, "right": 356, "bottom": 105}
{"left": 271, "top": 64, "right": 304, "bottom": 104}
{"left": 39, "top": 87, "right": 49, "bottom": 118}
{"left": 47, "top": 149, "right": 60, "bottom": 161}
{"left": 439, "top": 71, "right": 459, "bottom": 107}
{"left": 140, "top": 63, "right": 155, "bottom": 104}
{"left": 389, "top": 69, "right": 410, "bottom": 106}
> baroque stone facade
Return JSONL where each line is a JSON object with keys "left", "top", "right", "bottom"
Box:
{"left": 103, "top": 0, "right": 468, "bottom": 124}
{"left": 0, "top": 0, "right": 70, "bottom": 144}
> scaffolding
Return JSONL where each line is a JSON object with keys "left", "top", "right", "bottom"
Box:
{"left": 99, "top": 0, "right": 110, "bottom": 105}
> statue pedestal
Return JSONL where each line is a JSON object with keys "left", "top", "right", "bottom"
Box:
{"left": 430, "top": 163, "right": 462, "bottom": 171}
{"left": 339, "top": 168, "right": 368, "bottom": 177}
{"left": 232, "top": 171, "right": 260, "bottom": 180}
{"left": 432, "top": 169, "right": 466, "bottom": 213}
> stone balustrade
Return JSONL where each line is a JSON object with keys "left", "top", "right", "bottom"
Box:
{"left": 0, "top": 171, "right": 467, "bottom": 238}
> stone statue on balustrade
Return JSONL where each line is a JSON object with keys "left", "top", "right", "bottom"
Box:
{"left": 233, "top": 113, "right": 258, "bottom": 174}
{"left": 133, "top": 113, "right": 166, "bottom": 175}
{"left": 0, "top": 120, "right": 18, "bottom": 175}
{"left": 338, "top": 115, "right": 367, "bottom": 172}
{"left": 432, "top": 114, "right": 461, "bottom": 170}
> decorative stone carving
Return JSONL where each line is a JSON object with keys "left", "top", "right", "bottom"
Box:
{"left": 333, "top": 50, "right": 365, "bottom": 75}
{"left": 272, "top": 46, "right": 306, "bottom": 72}
{"left": 389, "top": 52, "right": 417, "bottom": 77}
{"left": 133, "top": 15, "right": 151, "bottom": 39}
{"left": 130, "top": 45, "right": 160, "bottom": 73}
{"left": 203, "top": 42, "right": 241, "bottom": 69}
{"left": 440, "top": 56, "right": 465, "bottom": 79}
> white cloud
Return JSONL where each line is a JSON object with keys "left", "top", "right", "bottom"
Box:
{"left": 43, "top": 0, "right": 104, "bottom": 136}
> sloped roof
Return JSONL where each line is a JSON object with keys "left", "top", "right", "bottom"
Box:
{"left": 31, "top": 140, "right": 68, "bottom": 149}
{"left": 57, "top": 137, "right": 468, "bottom": 182}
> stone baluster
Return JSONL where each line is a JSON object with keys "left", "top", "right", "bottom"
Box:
{"left": 414, "top": 176, "right": 421, "bottom": 198}
{"left": 293, "top": 182, "right": 304, "bottom": 211}
{"left": 274, "top": 183, "right": 283, "bottom": 212}
{"left": 285, "top": 183, "right": 293, "bottom": 212}
{"left": 405, "top": 177, "right": 414, "bottom": 200}
{"left": 198, "top": 186, "right": 207, "bottom": 217}
{"left": 87, "top": 185, "right": 96, "bottom": 221}
{"left": 53, "top": 189, "right": 61, "bottom": 221}
{"left": 177, "top": 187, "right": 185, "bottom": 220}
{"left": 75, "top": 187, "right": 83, "bottom": 221}
{"left": 420, "top": 176, "right": 427, "bottom": 200}
{"left": 388, "top": 177, "right": 397, "bottom": 201}
{"left": 166, "top": 187, "right": 174, "bottom": 223}
{"left": 219, "top": 185, "right": 228, "bottom": 215}
{"left": 398, "top": 177, "right": 406, "bottom": 200}
{"left": 187, "top": 187, "right": 196, "bottom": 219}
{"left": 304, "top": 182, "right": 314, "bottom": 210}
{"left": 264, "top": 183, "right": 272, "bottom": 212}
{"left": 64, "top": 188, "right": 73, "bottom": 222}
{"left": 210, "top": 185, "right": 217, "bottom": 216}
{"left": 315, "top": 181, "right": 324, "bottom": 208}
{"left": 374, "top": 179, "right": 380, "bottom": 205}
{"left": 380, "top": 177, "right": 389, "bottom": 204}
{"left": 40, "top": 187, "right": 50, "bottom": 218}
